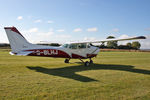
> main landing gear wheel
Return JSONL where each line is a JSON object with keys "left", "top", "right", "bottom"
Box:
{"left": 64, "top": 59, "right": 70, "bottom": 63}
{"left": 84, "top": 61, "right": 90, "bottom": 66}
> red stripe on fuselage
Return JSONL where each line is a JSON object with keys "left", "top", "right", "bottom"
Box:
{"left": 24, "top": 49, "right": 97, "bottom": 59}
{"left": 72, "top": 53, "right": 86, "bottom": 59}
{"left": 25, "top": 49, "right": 71, "bottom": 58}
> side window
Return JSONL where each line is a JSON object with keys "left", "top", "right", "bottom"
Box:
{"left": 68, "top": 43, "right": 89, "bottom": 49}
{"left": 69, "top": 44, "right": 77, "bottom": 49}
{"left": 78, "top": 43, "right": 86, "bottom": 49}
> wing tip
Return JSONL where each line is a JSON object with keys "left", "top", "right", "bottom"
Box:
{"left": 136, "top": 36, "right": 146, "bottom": 39}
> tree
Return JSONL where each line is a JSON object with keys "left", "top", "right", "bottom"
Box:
{"left": 126, "top": 42, "right": 131, "bottom": 47}
{"left": 106, "top": 36, "right": 115, "bottom": 39}
{"left": 106, "top": 36, "right": 118, "bottom": 49}
{"left": 126, "top": 42, "right": 132, "bottom": 49}
{"left": 131, "top": 41, "right": 141, "bottom": 50}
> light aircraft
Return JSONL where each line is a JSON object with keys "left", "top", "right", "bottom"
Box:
{"left": 4, "top": 27, "right": 146, "bottom": 66}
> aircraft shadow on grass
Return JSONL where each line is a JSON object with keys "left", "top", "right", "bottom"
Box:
{"left": 27, "top": 63, "right": 150, "bottom": 82}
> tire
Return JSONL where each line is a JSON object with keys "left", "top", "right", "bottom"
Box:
{"left": 84, "top": 61, "right": 90, "bottom": 66}
{"left": 64, "top": 59, "right": 69, "bottom": 63}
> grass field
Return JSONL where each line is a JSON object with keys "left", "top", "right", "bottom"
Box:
{"left": 0, "top": 49, "right": 150, "bottom": 100}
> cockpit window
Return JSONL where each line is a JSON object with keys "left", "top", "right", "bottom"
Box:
{"left": 87, "top": 43, "right": 91, "bottom": 48}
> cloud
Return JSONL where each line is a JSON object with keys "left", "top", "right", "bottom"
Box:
{"left": 47, "top": 20, "right": 54, "bottom": 24}
{"left": 73, "top": 28, "right": 82, "bottom": 32}
{"left": 118, "top": 34, "right": 129, "bottom": 39}
{"left": 37, "top": 31, "right": 71, "bottom": 43}
{"left": 2, "top": 27, "right": 71, "bottom": 43}
{"left": 145, "top": 27, "right": 150, "bottom": 31}
{"left": 0, "top": 29, "right": 8, "bottom": 43}
{"left": 17, "top": 16, "right": 23, "bottom": 20}
{"left": 112, "top": 28, "right": 119, "bottom": 32}
{"left": 38, "top": 28, "right": 54, "bottom": 36}
{"left": 34, "top": 19, "right": 42, "bottom": 23}
{"left": 28, "top": 28, "right": 38, "bottom": 33}
{"left": 140, "top": 35, "right": 150, "bottom": 49}
{"left": 22, "top": 28, "right": 54, "bottom": 43}
{"left": 38, "top": 31, "right": 54, "bottom": 37}
{"left": 27, "top": 16, "right": 32, "bottom": 19}
{"left": 87, "top": 27, "right": 98, "bottom": 32}
{"left": 83, "top": 37, "right": 97, "bottom": 41}
{"left": 56, "top": 29, "right": 65, "bottom": 32}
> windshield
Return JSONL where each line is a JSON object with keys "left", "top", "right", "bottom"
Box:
{"left": 62, "top": 44, "right": 69, "bottom": 48}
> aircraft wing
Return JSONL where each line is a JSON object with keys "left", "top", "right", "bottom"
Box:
{"left": 70, "top": 36, "right": 146, "bottom": 44}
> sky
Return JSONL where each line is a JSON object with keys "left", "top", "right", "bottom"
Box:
{"left": 0, "top": 0, "right": 150, "bottom": 49}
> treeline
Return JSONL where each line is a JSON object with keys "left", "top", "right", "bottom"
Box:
{"left": 98, "top": 36, "right": 141, "bottom": 50}
{"left": 37, "top": 43, "right": 61, "bottom": 46}
{"left": 0, "top": 43, "right": 10, "bottom": 48}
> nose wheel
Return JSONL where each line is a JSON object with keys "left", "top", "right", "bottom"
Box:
{"left": 80, "top": 59, "right": 93, "bottom": 66}
{"left": 85, "top": 61, "right": 90, "bottom": 66}
{"left": 64, "top": 58, "right": 70, "bottom": 63}
{"left": 89, "top": 59, "right": 93, "bottom": 64}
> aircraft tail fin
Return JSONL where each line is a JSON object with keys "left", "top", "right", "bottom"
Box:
{"left": 4, "top": 27, "right": 33, "bottom": 53}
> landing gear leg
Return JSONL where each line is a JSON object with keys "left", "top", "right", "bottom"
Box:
{"left": 79, "top": 59, "right": 91, "bottom": 66}
{"left": 89, "top": 58, "right": 93, "bottom": 64}
{"left": 79, "top": 59, "right": 84, "bottom": 63}
{"left": 64, "top": 58, "right": 70, "bottom": 63}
